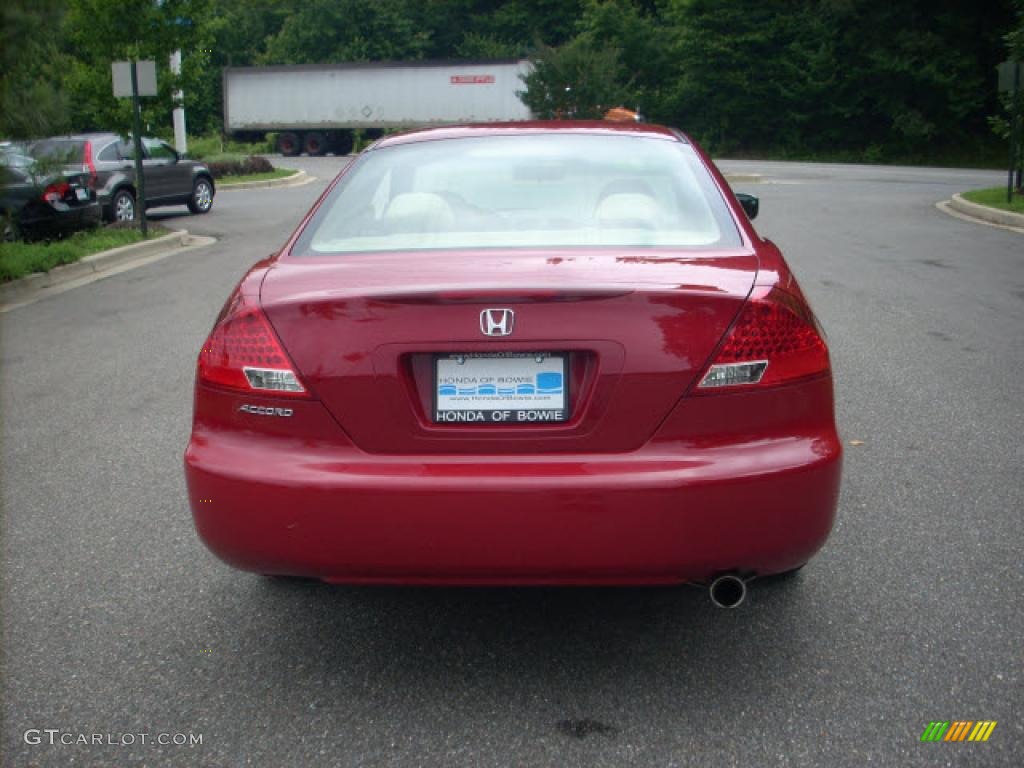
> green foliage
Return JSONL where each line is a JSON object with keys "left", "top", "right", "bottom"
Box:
{"left": 454, "top": 33, "right": 524, "bottom": 59}
{"left": 217, "top": 167, "right": 295, "bottom": 185}
{"left": 660, "top": 0, "right": 1010, "bottom": 157}
{"left": 1008, "top": 0, "right": 1024, "bottom": 60}
{"left": 1, "top": 0, "right": 1017, "bottom": 165}
{"left": 185, "top": 133, "right": 275, "bottom": 159}
{"left": 575, "top": 0, "right": 672, "bottom": 115}
{"left": 962, "top": 186, "right": 1024, "bottom": 212}
{"left": 61, "top": 0, "right": 218, "bottom": 136}
{"left": 0, "top": 0, "right": 69, "bottom": 138}
{"left": 203, "top": 155, "right": 274, "bottom": 178}
{"left": 0, "top": 227, "right": 148, "bottom": 282}
{"left": 986, "top": 0, "right": 1023, "bottom": 152}
{"left": 260, "top": 0, "right": 430, "bottom": 64}
{"left": 519, "top": 38, "right": 625, "bottom": 118}
{"left": 663, "top": 1, "right": 820, "bottom": 152}
{"left": 207, "top": 0, "right": 290, "bottom": 67}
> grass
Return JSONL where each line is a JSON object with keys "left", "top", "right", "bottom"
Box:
{"left": 218, "top": 168, "right": 297, "bottom": 185}
{"left": 0, "top": 226, "right": 164, "bottom": 283}
{"left": 960, "top": 187, "right": 1024, "bottom": 214}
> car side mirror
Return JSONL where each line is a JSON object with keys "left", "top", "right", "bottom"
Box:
{"left": 735, "top": 192, "right": 759, "bottom": 220}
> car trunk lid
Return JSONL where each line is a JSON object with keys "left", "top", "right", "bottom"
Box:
{"left": 261, "top": 248, "right": 757, "bottom": 453}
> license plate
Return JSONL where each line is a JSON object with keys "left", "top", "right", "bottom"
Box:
{"left": 434, "top": 353, "right": 569, "bottom": 424}
{"left": 75, "top": 188, "right": 89, "bottom": 201}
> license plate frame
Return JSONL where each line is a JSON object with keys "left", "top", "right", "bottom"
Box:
{"left": 433, "top": 352, "right": 570, "bottom": 425}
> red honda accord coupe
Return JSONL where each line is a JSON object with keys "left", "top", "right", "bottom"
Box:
{"left": 184, "top": 122, "right": 841, "bottom": 606}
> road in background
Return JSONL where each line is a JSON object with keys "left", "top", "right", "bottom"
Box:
{"left": 1, "top": 157, "right": 1020, "bottom": 767}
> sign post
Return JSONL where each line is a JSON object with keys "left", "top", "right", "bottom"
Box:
{"left": 998, "top": 61, "right": 1023, "bottom": 203}
{"left": 112, "top": 60, "right": 157, "bottom": 236}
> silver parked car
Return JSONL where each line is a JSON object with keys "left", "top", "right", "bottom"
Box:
{"left": 28, "top": 134, "right": 215, "bottom": 222}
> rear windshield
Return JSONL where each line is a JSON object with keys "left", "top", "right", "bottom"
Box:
{"left": 28, "top": 139, "right": 86, "bottom": 164}
{"left": 292, "top": 134, "right": 741, "bottom": 255}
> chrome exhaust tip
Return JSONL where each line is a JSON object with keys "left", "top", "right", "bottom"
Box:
{"left": 709, "top": 574, "right": 747, "bottom": 608}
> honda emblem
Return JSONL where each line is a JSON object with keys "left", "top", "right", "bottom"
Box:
{"left": 480, "top": 309, "right": 515, "bottom": 337}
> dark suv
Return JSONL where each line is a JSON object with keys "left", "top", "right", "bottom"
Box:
{"left": 29, "top": 134, "right": 215, "bottom": 222}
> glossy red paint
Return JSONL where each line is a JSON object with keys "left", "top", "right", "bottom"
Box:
{"left": 184, "top": 122, "right": 841, "bottom": 585}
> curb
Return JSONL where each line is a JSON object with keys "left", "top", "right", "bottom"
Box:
{"left": 0, "top": 229, "right": 202, "bottom": 308}
{"left": 218, "top": 170, "right": 311, "bottom": 191}
{"left": 947, "top": 193, "right": 1024, "bottom": 231}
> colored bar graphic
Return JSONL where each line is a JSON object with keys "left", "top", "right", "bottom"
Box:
{"left": 921, "top": 722, "right": 949, "bottom": 741}
{"left": 944, "top": 721, "right": 972, "bottom": 741}
{"left": 968, "top": 722, "right": 997, "bottom": 742}
{"left": 921, "top": 721, "right": 996, "bottom": 743}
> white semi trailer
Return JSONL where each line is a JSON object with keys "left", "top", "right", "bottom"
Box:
{"left": 223, "top": 59, "right": 533, "bottom": 156}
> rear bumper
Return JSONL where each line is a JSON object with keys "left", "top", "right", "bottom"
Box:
{"left": 21, "top": 202, "right": 101, "bottom": 237}
{"left": 184, "top": 425, "right": 842, "bottom": 585}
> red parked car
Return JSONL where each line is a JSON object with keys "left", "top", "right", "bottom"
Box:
{"left": 184, "top": 122, "right": 841, "bottom": 607}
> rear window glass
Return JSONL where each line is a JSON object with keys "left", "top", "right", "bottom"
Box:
{"left": 0, "top": 150, "right": 33, "bottom": 168}
{"left": 28, "top": 139, "right": 86, "bottom": 164}
{"left": 97, "top": 142, "right": 120, "bottom": 162}
{"left": 292, "top": 134, "right": 740, "bottom": 255}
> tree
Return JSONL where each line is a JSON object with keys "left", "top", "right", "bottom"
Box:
{"left": 423, "top": 0, "right": 583, "bottom": 59}
{"left": 61, "top": 0, "right": 216, "bottom": 136}
{"left": 519, "top": 37, "right": 625, "bottom": 118}
{"left": 0, "top": 0, "right": 69, "bottom": 138}
{"left": 1010, "top": 0, "right": 1024, "bottom": 60}
{"left": 575, "top": 0, "right": 673, "bottom": 118}
{"left": 996, "top": 0, "right": 1024, "bottom": 187}
{"left": 260, "top": 0, "right": 430, "bottom": 64}
{"left": 519, "top": 0, "right": 672, "bottom": 120}
{"left": 663, "top": 0, "right": 1015, "bottom": 158}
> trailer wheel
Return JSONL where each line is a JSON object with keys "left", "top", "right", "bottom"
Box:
{"left": 277, "top": 132, "right": 301, "bottom": 157}
{"left": 303, "top": 132, "right": 327, "bottom": 156}
{"left": 332, "top": 131, "right": 355, "bottom": 156}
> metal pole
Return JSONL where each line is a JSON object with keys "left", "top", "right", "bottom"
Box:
{"left": 170, "top": 50, "right": 187, "bottom": 154}
{"left": 130, "top": 60, "right": 148, "bottom": 237}
{"left": 1010, "top": 64, "right": 1021, "bottom": 203}
{"left": 1015, "top": 75, "right": 1023, "bottom": 192}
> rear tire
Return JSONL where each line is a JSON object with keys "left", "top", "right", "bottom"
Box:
{"left": 111, "top": 189, "right": 136, "bottom": 222}
{"left": 2, "top": 212, "right": 22, "bottom": 242}
{"left": 187, "top": 177, "right": 214, "bottom": 214}
{"left": 332, "top": 131, "right": 355, "bottom": 156}
{"left": 277, "top": 131, "right": 301, "bottom": 157}
{"left": 303, "top": 132, "right": 327, "bottom": 156}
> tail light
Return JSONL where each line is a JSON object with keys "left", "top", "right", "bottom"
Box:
{"left": 697, "top": 285, "right": 829, "bottom": 390}
{"left": 83, "top": 141, "right": 97, "bottom": 189}
{"left": 42, "top": 182, "right": 71, "bottom": 203}
{"left": 197, "top": 292, "right": 310, "bottom": 398}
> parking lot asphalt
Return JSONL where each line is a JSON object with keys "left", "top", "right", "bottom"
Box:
{"left": 1, "top": 155, "right": 1021, "bottom": 767}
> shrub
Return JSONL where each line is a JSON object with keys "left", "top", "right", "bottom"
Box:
{"left": 185, "top": 134, "right": 276, "bottom": 160}
{"left": 205, "top": 155, "right": 275, "bottom": 179}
